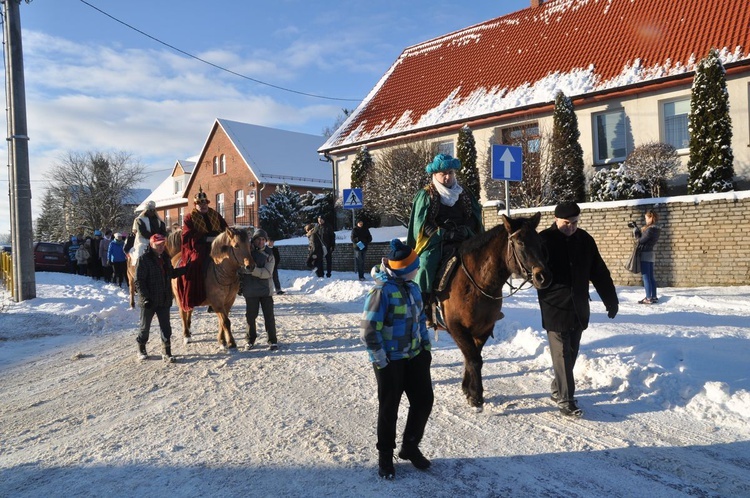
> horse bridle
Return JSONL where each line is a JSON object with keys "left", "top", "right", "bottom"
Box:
{"left": 459, "top": 228, "right": 534, "bottom": 300}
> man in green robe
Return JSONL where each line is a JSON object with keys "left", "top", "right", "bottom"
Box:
{"left": 407, "top": 153, "right": 483, "bottom": 308}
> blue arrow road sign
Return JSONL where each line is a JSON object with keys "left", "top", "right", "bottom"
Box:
{"left": 491, "top": 145, "right": 523, "bottom": 181}
{"left": 342, "top": 188, "right": 363, "bottom": 209}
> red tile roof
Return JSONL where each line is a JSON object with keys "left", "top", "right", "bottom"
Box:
{"left": 321, "top": 0, "right": 750, "bottom": 152}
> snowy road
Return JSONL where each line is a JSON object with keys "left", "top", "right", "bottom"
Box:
{"left": 1, "top": 272, "right": 749, "bottom": 497}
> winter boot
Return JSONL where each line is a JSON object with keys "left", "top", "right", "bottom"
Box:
{"left": 398, "top": 443, "right": 431, "bottom": 470}
{"left": 378, "top": 451, "right": 395, "bottom": 480}
{"left": 161, "top": 341, "right": 176, "bottom": 363}
{"left": 137, "top": 343, "right": 147, "bottom": 361}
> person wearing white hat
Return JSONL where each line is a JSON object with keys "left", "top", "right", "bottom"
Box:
{"left": 130, "top": 200, "right": 167, "bottom": 266}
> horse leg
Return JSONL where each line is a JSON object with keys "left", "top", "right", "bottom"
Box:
{"left": 450, "top": 329, "right": 485, "bottom": 409}
{"left": 217, "top": 310, "right": 236, "bottom": 349}
{"left": 182, "top": 309, "right": 193, "bottom": 344}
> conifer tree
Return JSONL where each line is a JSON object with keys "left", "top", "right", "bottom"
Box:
{"left": 351, "top": 146, "right": 372, "bottom": 188}
{"left": 456, "top": 125, "right": 481, "bottom": 200}
{"left": 258, "top": 184, "right": 302, "bottom": 240}
{"left": 687, "top": 48, "right": 735, "bottom": 193}
{"left": 547, "top": 91, "right": 585, "bottom": 202}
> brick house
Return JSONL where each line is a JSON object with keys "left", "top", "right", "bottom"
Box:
{"left": 319, "top": 0, "right": 750, "bottom": 202}
{"left": 138, "top": 119, "right": 332, "bottom": 229}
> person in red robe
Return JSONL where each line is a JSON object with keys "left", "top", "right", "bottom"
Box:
{"left": 176, "top": 188, "right": 228, "bottom": 311}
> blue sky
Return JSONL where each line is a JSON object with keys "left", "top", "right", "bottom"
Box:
{"left": 1, "top": 0, "right": 532, "bottom": 234}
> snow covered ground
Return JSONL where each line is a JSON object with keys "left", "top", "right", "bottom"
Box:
{"left": 1, "top": 268, "right": 749, "bottom": 497}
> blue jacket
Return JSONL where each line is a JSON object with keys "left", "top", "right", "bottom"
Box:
{"left": 107, "top": 240, "right": 127, "bottom": 263}
{"left": 360, "top": 270, "right": 431, "bottom": 368}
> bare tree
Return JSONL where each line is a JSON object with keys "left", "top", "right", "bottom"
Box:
{"left": 45, "top": 151, "right": 146, "bottom": 235}
{"left": 368, "top": 142, "right": 432, "bottom": 227}
{"left": 622, "top": 142, "right": 679, "bottom": 197}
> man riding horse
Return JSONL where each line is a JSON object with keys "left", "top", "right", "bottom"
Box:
{"left": 176, "top": 187, "right": 228, "bottom": 311}
{"left": 407, "top": 153, "right": 484, "bottom": 326}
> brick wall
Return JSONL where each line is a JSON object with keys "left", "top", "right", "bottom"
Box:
{"left": 277, "top": 241, "right": 393, "bottom": 276}
{"left": 483, "top": 192, "right": 750, "bottom": 287}
{"left": 278, "top": 191, "right": 750, "bottom": 287}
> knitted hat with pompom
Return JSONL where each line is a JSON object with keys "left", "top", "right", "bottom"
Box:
{"left": 386, "top": 238, "right": 419, "bottom": 276}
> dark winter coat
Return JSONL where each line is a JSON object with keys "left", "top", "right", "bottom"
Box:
{"left": 634, "top": 224, "right": 660, "bottom": 263}
{"left": 351, "top": 225, "right": 372, "bottom": 251}
{"left": 241, "top": 246, "right": 275, "bottom": 298}
{"left": 537, "top": 223, "right": 618, "bottom": 331}
{"left": 271, "top": 245, "right": 281, "bottom": 267}
{"left": 135, "top": 246, "right": 179, "bottom": 308}
{"left": 306, "top": 227, "right": 324, "bottom": 267}
{"left": 318, "top": 223, "right": 336, "bottom": 252}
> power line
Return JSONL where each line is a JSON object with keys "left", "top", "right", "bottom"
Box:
{"left": 78, "top": 0, "right": 361, "bottom": 103}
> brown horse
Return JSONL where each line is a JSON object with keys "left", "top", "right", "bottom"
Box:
{"left": 436, "top": 212, "right": 551, "bottom": 410}
{"left": 126, "top": 231, "right": 182, "bottom": 309}
{"left": 171, "top": 227, "right": 252, "bottom": 350}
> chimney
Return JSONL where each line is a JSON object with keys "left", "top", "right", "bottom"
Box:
{"left": 531, "top": 0, "right": 543, "bottom": 7}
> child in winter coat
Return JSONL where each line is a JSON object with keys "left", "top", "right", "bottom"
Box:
{"left": 360, "top": 238, "right": 433, "bottom": 480}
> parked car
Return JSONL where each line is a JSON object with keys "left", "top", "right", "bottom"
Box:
{"left": 33, "top": 242, "right": 68, "bottom": 272}
{"left": 0, "top": 244, "right": 10, "bottom": 254}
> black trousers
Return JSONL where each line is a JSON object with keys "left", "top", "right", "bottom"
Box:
{"left": 137, "top": 304, "right": 172, "bottom": 345}
{"left": 546, "top": 327, "right": 583, "bottom": 403}
{"left": 354, "top": 249, "right": 367, "bottom": 279}
{"left": 245, "top": 295, "right": 277, "bottom": 345}
{"left": 373, "top": 350, "right": 433, "bottom": 452}
{"left": 324, "top": 251, "right": 333, "bottom": 277}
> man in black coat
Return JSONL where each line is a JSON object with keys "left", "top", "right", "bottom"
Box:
{"left": 317, "top": 216, "right": 336, "bottom": 277}
{"left": 135, "top": 234, "right": 187, "bottom": 363}
{"left": 537, "top": 201, "right": 619, "bottom": 418}
{"left": 350, "top": 219, "right": 373, "bottom": 280}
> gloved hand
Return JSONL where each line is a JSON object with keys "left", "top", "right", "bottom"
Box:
{"left": 607, "top": 303, "right": 618, "bottom": 319}
{"left": 143, "top": 299, "right": 153, "bottom": 309}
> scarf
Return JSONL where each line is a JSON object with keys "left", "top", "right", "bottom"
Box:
{"left": 190, "top": 208, "right": 223, "bottom": 235}
{"left": 432, "top": 176, "right": 463, "bottom": 207}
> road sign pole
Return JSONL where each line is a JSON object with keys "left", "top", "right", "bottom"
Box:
{"left": 504, "top": 181, "right": 510, "bottom": 216}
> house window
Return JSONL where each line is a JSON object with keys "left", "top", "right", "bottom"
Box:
{"left": 164, "top": 210, "right": 171, "bottom": 228}
{"left": 213, "top": 156, "right": 219, "bottom": 175}
{"left": 436, "top": 141, "right": 454, "bottom": 156}
{"left": 220, "top": 154, "right": 227, "bottom": 174}
{"left": 235, "top": 190, "right": 245, "bottom": 217}
{"left": 216, "top": 193, "right": 225, "bottom": 218}
{"left": 178, "top": 207, "right": 184, "bottom": 226}
{"left": 173, "top": 179, "right": 183, "bottom": 195}
{"left": 594, "top": 109, "right": 627, "bottom": 163}
{"left": 500, "top": 122, "right": 540, "bottom": 153}
{"left": 661, "top": 98, "right": 690, "bottom": 150}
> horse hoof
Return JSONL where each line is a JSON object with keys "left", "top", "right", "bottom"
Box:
{"left": 473, "top": 405, "right": 484, "bottom": 413}
{"left": 183, "top": 337, "right": 192, "bottom": 345}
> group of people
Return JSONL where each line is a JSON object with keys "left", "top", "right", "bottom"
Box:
{"left": 135, "top": 188, "right": 284, "bottom": 363}
{"left": 62, "top": 229, "right": 132, "bottom": 288}
{"left": 304, "top": 216, "right": 336, "bottom": 278}
{"left": 359, "top": 153, "right": 647, "bottom": 479}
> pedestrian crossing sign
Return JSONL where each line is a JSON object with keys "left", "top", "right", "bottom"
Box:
{"left": 343, "top": 188, "right": 363, "bottom": 209}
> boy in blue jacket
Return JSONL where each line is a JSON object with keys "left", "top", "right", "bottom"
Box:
{"left": 361, "top": 238, "right": 433, "bottom": 480}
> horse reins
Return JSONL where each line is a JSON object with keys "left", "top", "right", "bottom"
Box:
{"left": 459, "top": 228, "right": 534, "bottom": 300}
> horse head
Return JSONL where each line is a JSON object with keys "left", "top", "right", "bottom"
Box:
{"left": 210, "top": 227, "right": 252, "bottom": 267}
{"left": 502, "top": 212, "right": 551, "bottom": 290}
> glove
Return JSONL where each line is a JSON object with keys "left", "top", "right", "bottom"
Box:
{"left": 143, "top": 299, "right": 153, "bottom": 309}
{"left": 607, "top": 303, "right": 618, "bottom": 319}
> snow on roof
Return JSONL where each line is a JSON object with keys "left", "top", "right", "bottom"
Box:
{"left": 135, "top": 160, "right": 192, "bottom": 212}
{"left": 320, "top": 0, "right": 750, "bottom": 151}
{"left": 218, "top": 119, "right": 332, "bottom": 189}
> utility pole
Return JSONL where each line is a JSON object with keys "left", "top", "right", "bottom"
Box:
{"left": 3, "top": 0, "right": 35, "bottom": 301}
